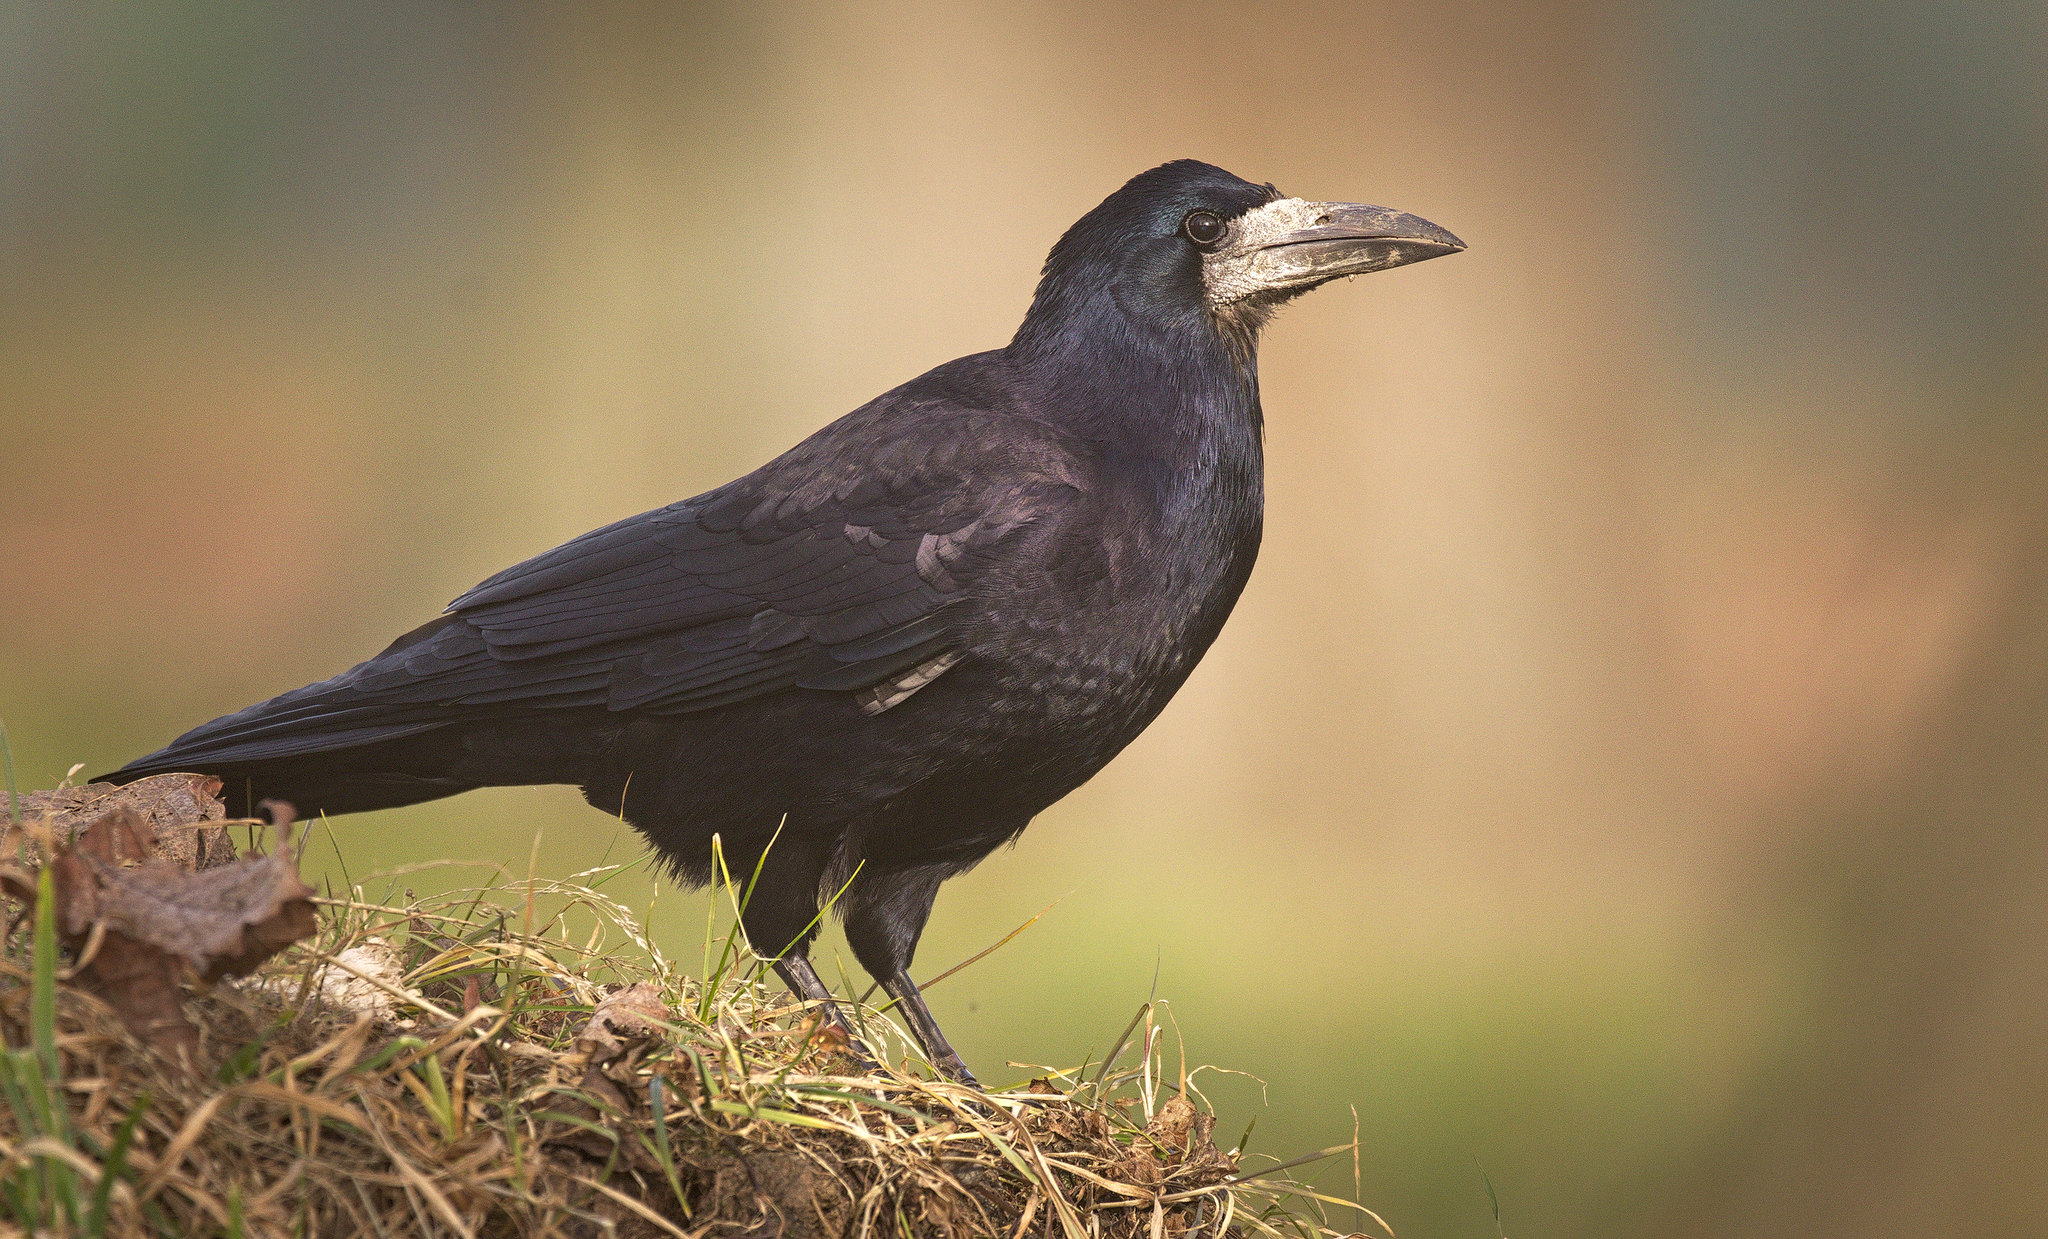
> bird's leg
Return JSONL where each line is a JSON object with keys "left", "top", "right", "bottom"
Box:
{"left": 841, "top": 863, "right": 983, "bottom": 1086}
{"left": 882, "top": 970, "right": 978, "bottom": 1086}
{"left": 773, "top": 953, "right": 878, "bottom": 1073}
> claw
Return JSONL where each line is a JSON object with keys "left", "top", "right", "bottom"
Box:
{"left": 774, "top": 955, "right": 880, "bottom": 1074}
{"left": 883, "top": 970, "right": 979, "bottom": 1088}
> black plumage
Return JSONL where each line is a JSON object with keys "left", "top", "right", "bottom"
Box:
{"left": 103, "top": 160, "right": 1462, "bottom": 1081}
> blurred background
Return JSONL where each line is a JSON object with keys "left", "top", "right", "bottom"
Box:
{"left": 3, "top": 2, "right": 2045, "bottom": 1235}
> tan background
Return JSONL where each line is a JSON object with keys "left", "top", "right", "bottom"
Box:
{"left": 4, "top": 4, "right": 2044, "bottom": 1235}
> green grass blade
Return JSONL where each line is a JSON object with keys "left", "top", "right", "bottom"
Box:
{"left": 415, "top": 1056, "right": 456, "bottom": 1142}
{"left": 783, "top": 1084, "right": 922, "bottom": 1120}
{"left": 0, "top": 720, "right": 19, "bottom": 824}
{"left": 31, "top": 866, "right": 60, "bottom": 1084}
{"left": 13, "top": 1053, "right": 80, "bottom": 1227}
{"left": 0, "top": 1059, "right": 40, "bottom": 1224}
{"left": 706, "top": 1099, "right": 844, "bottom": 1130}
{"left": 28, "top": 862, "right": 79, "bottom": 1227}
{"left": 647, "top": 1075, "right": 691, "bottom": 1217}
{"left": 355, "top": 1035, "right": 429, "bottom": 1075}
{"left": 1085, "top": 1002, "right": 1151, "bottom": 1100}
{"left": 87, "top": 1092, "right": 151, "bottom": 1237}
{"left": 1479, "top": 1160, "right": 1505, "bottom": 1239}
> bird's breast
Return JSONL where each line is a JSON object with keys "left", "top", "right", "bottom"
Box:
{"left": 972, "top": 440, "right": 1263, "bottom": 745}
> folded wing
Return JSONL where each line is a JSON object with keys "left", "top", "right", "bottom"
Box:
{"left": 108, "top": 402, "right": 1085, "bottom": 775}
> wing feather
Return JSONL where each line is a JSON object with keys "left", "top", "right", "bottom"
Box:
{"left": 412, "top": 399, "right": 1086, "bottom": 716}
{"left": 105, "top": 389, "right": 1089, "bottom": 780}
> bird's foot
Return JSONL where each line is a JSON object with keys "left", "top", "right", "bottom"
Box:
{"left": 774, "top": 955, "right": 882, "bottom": 1075}
{"left": 802, "top": 1010, "right": 882, "bottom": 1075}
{"left": 881, "top": 969, "right": 982, "bottom": 1091}
{"left": 931, "top": 1050, "right": 979, "bottom": 1088}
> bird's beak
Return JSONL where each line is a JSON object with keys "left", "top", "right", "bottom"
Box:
{"left": 1254, "top": 201, "right": 1465, "bottom": 279}
{"left": 1204, "top": 198, "right": 1465, "bottom": 306}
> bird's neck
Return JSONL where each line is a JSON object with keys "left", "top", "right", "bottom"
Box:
{"left": 1006, "top": 289, "right": 1264, "bottom": 473}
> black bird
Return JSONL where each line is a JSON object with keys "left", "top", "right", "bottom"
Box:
{"left": 103, "top": 160, "right": 1462, "bottom": 1083}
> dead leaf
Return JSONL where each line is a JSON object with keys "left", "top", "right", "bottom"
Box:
{"left": 313, "top": 939, "right": 407, "bottom": 1022}
{"left": 574, "top": 981, "right": 673, "bottom": 1063}
{"left": 11, "top": 774, "right": 237, "bottom": 870}
{"left": 1140, "top": 1095, "right": 1235, "bottom": 1185}
{"left": 80, "top": 844, "right": 316, "bottom": 981}
{"left": 0, "top": 781, "right": 319, "bottom": 1062}
{"left": 543, "top": 983, "right": 679, "bottom": 1161}
{"left": 71, "top": 928, "right": 196, "bottom": 1054}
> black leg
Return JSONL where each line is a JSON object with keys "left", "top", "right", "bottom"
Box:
{"left": 724, "top": 832, "right": 877, "bottom": 1067}
{"left": 773, "top": 952, "right": 877, "bottom": 1072}
{"left": 841, "top": 860, "right": 995, "bottom": 1086}
{"left": 882, "top": 969, "right": 978, "bottom": 1086}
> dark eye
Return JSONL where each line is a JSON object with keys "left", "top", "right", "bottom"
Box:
{"left": 1182, "top": 210, "right": 1225, "bottom": 246}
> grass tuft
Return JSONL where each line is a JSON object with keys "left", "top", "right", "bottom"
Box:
{"left": 0, "top": 807, "right": 1378, "bottom": 1237}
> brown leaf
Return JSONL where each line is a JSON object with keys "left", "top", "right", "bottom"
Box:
{"left": 1139, "top": 1095, "right": 1235, "bottom": 1186}
{"left": 1, "top": 779, "right": 321, "bottom": 1061}
{"left": 81, "top": 846, "right": 317, "bottom": 982}
{"left": 14, "top": 774, "right": 237, "bottom": 870}
{"left": 76, "top": 928, "right": 201, "bottom": 1059}
{"left": 1146, "top": 1095, "right": 1200, "bottom": 1149}
{"left": 574, "top": 981, "right": 673, "bottom": 1063}
{"left": 545, "top": 983, "right": 678, "bottom": 1163}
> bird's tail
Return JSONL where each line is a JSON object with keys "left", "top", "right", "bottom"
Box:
{"left": 97, "top": 619, "right": 608, "bottom": 819}
{"left": 104, "top": 743, "right": 483, "bottom": 822}
{"left": 98, "top": 686, "right": 481, "bottom": 820}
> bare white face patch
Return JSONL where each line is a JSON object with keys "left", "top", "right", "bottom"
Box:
{"left": 1199, "top": 198, "right": 1335, "bottom": 307}
{"left": 1199, "top": 197, "right": 1466, "bottom": 321}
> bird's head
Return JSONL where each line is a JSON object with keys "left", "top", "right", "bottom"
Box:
{"left": 1015, "top": 159, "right": 1463, "bottom": 359}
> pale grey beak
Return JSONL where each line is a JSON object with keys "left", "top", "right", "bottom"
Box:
{"left": 1204, "top": 197, "right": 1465, "bottom": 307}
{"left": 1253, "top": 202, "right": 1465, "bottom": 280}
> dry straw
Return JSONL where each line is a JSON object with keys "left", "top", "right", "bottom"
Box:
{"left": 0, "top": 783, "right": 1384, "bottom": 1237}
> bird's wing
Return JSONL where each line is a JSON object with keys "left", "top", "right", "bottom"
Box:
{"left": 100, "top": 401, "right": 1083, "bottom": 779}
{"left": 358, "top": 404, "right": 1084, "bottom": 716}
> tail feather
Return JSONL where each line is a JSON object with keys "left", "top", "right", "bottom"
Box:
{"left": 100, "top": 616, "right": 620, "bottom": 819}
{"left": 101, "top": 710, "right": 611, "bottom": 820}
{"left": 104, "top": 689, "right": 448, "bottom": 779}
{"left": 101, "top": 615, "right": 473, "bottom": 785}
{"left": 100, "top": 690, "right": 474, "bottom": 819}
{"left": 101, "top": 692, "right": 446, "bottom": 778}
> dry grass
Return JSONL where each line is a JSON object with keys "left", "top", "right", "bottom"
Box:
{"left": 0, "top": 810, "right": 1386, "bottom": 1239}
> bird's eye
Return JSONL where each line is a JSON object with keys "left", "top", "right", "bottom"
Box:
{"left": 1182, "top": 210, "right": 1225, "bottom": 246}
